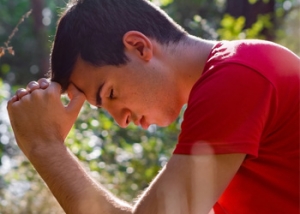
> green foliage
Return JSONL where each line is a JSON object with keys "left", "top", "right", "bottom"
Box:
{"left": 0, "top": 64, "right": 10, "bottom": 76}
{"left": 248, "top": 0, "right": 258, "bottom": 4}
{"left": 152, "top": 0, "right": 174, "bottom": 6}
{"left": 161, "top": 0, "right": 223, "bottom": 39}
{"left": 217, "top": 13, "right": 273, "bottom": 40}
{"left": 245, "top": 14, "right": 273, "bottom": 39}
{"left": 218, "top": 14, "right": 246, "bottom": 39}
{"left": 0, "top": 78, "right": 18, "bottom": 162}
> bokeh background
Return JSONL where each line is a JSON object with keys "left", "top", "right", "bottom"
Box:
{"left": 0, "top": 0, "right": 299, "bottom": 213}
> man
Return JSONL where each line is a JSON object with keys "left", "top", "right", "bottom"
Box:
{"left": 7, "top": 0, "right": 299, "bottom": 213}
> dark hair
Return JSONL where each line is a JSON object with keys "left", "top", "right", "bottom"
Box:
{"left": 50, "top": 0, "right": 187, "bottom": 92}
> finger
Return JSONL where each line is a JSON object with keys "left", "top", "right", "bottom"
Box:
{"left": 48, "top": 81, "right": 62, "bottom": 94}
{"left": 66, "top": 83, "right": 86, "bottom": 115}
{"left": 16, "top": 88, "right": 29, "bottom": 100}
{"left": 7, "top": 95, "right": 18, "bottom": 105}
{"left": 37, "top": 78, "right": 50, "bottom": 89}
{"left": 26, "top": 81, "right": 39, "bottom": 92}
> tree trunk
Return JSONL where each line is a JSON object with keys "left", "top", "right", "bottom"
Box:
{"left": 30, "top": 0, "right": 49, "bottom": 76}
{"left": 225, "top": 0, "right": 276, "bottom": 40}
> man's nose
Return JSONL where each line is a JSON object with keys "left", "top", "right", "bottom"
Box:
{"left": 107, "top": 107, "right": 131, "bottom": 128}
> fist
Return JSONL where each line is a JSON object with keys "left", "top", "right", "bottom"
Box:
{"left": 7, "top": 79, "right": 86, "bottom": 158}
{"left": 14, "top": 78, "right": 50, "bottom": 101}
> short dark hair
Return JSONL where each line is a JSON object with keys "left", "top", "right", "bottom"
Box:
{"left": 50, "top": 0, "right": 187, "bottom": 92}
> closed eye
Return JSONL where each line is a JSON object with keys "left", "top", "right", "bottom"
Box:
{"left": 109, "top": 89, "right": 114, "bottom": 99}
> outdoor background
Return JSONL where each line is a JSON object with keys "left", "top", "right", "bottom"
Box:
{"left": 0, "top": 0, "right": 299, "bottom": 213}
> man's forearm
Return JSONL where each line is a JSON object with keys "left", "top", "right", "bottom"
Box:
{"left": 22, "top": 139, "right": 242, "bottom": 214}
{"left": 28, "top": 143, "right": 132, "bottom": 214}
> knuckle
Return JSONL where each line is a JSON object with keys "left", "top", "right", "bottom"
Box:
{"left": 38, "top": 77, "right": 48, "bottom": 82}
{"left": 38, "top": 78, "right": 50, "bottom": 84}
{"left": 27, "top": 81, "right": 38, "bottom": 89}
{"left": 16, "top": 88, "right": 25, "bottom": 93}
{"left": 16, "top": 88, "right": 27, "bottom": 97}
{"left": 28, "top": 80, "right": 38, "bottom": 85}
{"left": 38, "top": 78, "right": 50, "bottom": 89}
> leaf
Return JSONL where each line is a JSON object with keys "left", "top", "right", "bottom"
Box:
{"left": 248, "top": 0, "right": 257, "bottom": 4}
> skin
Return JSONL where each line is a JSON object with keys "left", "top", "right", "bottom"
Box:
{"left": 69, "top": 32, "right": 207, "bottom": 128}
{"left": 7, "top": 32, "right": 246, "bottom": 214}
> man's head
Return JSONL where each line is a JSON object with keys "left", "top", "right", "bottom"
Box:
{"left": 50, "top": 0, "right": 187, "bottom": 92}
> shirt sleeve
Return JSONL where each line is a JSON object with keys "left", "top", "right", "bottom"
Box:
{"left": 173, "top": 63, "right": 276, "bottom": 157}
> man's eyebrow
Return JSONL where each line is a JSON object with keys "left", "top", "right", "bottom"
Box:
{"left": 96, "top": 82, "right": 105, "bottom": 108}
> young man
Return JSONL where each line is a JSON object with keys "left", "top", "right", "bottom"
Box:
{"left": 7, "top": 0, "right": 299, "bottom": 213}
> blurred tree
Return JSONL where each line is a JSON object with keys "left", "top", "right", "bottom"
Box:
{"left": 30, "top": 0, "right": 49, "bottom": 75}
{"left": 225, "top": 0, "right": 276, "bottom": 40}
{"left": 159, "top": 0, "right": 223, "bottom": 39}
{"left": 217, "top": 0, "right": 300, "bottom": 46}
{"left": 0, "top": 0, "right": 65, "bottom": 86}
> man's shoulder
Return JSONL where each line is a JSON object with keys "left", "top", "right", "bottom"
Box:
{"left": 204, "top": 39, "right": 299, "bottom": 83}
{"left": 209, "top": 39, "right": 294, "bottom": 63}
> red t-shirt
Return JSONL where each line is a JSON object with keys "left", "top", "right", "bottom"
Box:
{"left": 173, "top": 40, "right": 300, "bottom": 213}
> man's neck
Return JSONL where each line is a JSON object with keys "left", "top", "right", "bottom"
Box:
{"left": 164, "top": 35, "right": 217, "bottom": 105}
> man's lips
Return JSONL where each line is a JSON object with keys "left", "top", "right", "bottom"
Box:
{"left": 140, "top": 116, "right": 149, "bottom": 129}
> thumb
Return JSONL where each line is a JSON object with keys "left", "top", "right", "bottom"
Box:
{"left": 66, "top": 83, "right": 86, "bottom": 116}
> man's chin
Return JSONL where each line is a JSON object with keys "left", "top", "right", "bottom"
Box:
{"left": 156, "top": 118, "right": 176, "bottom": 127}
{"left": 149, "top": 113, "right": 179, "bottom": 128}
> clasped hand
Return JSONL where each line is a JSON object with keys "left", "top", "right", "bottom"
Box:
{"left": 6, "top": 78, "right": 86, "bottom": 158}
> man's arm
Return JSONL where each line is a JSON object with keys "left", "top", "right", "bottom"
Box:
{"left": 28, "top": 141, "right": 132, "bottom": 213}
{"left": 7, "top": 82, "right": 245, "bottom": 214}
{"left": 134, "top": 153, "right": 245, "bottom": 214}
{"left": 28, "top": 138, "right": 245, "bottom": 214}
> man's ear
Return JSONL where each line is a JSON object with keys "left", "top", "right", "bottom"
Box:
{"left": 123, "top": 31, "right": 153, "bottom": 61}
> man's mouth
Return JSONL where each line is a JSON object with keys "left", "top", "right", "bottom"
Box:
{"left": 140, "top": 116, "right": 149, "bottom": 130}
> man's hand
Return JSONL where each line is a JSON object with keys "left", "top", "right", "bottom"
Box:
{"left": 6, "top": 78, "right": 86, "bottom": 158}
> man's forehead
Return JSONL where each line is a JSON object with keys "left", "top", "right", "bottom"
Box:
{"left": 70, "top": 57, "right": 100, "bottom": 87}
{"left": 69, "top": 66, "right": 103, "bottom": 107}
{"left": 69, "top": 80, "right": 99, "bottom": 107}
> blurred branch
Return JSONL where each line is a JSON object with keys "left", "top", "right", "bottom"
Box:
{"left": 0, "top": 10, "right": 32, "bottom": 57}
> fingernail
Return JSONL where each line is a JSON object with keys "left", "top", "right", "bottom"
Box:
{"left": 41, "top": 81, "right": 49, "bottom": 88}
